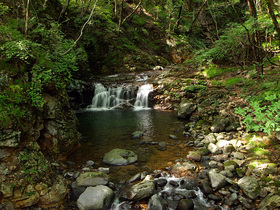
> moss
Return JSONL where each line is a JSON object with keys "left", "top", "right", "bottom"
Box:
{"left": 224, "top": 160, "right": 239, "bottom": 168}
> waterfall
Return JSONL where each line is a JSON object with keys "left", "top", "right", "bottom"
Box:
{"left": 134, "top": 84, "right": 153, "bottom": 110}
{"left": 87, "top": 83, "right": 153, "bottom": 110}
{"left": 88, "top": 83, "right": 135, "bottom": 110}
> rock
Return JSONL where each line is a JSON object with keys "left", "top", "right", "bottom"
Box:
{"left": 98, "top": 167, "right": 109, "bottom": 174}
{"left": 103, "top": 148, "right": 137, "bottom": 165}
{"left": 77, "top": 186, "right": 114, "bottom": 210}
{"left": 209, "top": 161, "right": 218, "bottom": 168}
{"left": 203, "top": 133, "right": 217, "bottom": 144}
{"left": 148, "top": 194, "right": 167, "bottom": 210}
{"left": 229, "top": 193, "right": 238, "bottom": 201}
{"left": 171, "top": 161, "right": 197, "bottom": 176}
{"left": 132, "top": 131, "right": 143, "bottom": 139}
{"left": 121, "top": 180, "right": 155, "bottom": 201}
{"left": 187, "top": 151, "right": 202, "bottom": 162}
{"left": 209, "top": 194, "right": 222, "bottom": 201}
{"left": 76, "top": 172, "right": 109, "bottom": 187}
{"left": 208, "top": 170, "right": 227, "bottom": 190}
{"left": 129, "top": 173, "right": 141, "bottom": 183}
{"left": 275, "top": 131, "right": 280, "bottom": 140}
{"left": 156, "top": 179, "right": 168, "bottom": 188}
{"left": 238, "top": 176, "right": 260, "bottom": 199}
{"left": 169, "top": 134, "right": 178, "bottom": 140}
{"left": 208, "top": 143, "right": 221, "bottom": 154}
{"left": 197, "top": 147, "right": 210, "bottom": 155}
{"left": 258, "top": 194, "right": 280, "bottom": 209}
{"left": 0, "top": 131, "right": 21, "bottom": 147}
{"left": 232, "top": 152, "right": 244, "bottom": 160}
{"left": 158, "top": 142, "right": 167, "bottom": 147}
{"left": 70, "top": 182, "right": 86, "bottom": 201}
{"left": 199, "top": 180, "right": 213, "bottom": 194}
{"left": 177, "top": 199, "right": 194, "bottom": 210}
{"left": 224, "top": 160, "right": 239, "bottom": 169}
{"left": 86, "top": 160, "right": 94, "bottom": 166}
{"left": 177, "top": 101, "right": 196, "bottom": 119}
{"left": 0, "top": 149, "right": 11, "bottom": 160}
{"left": 238, "top": 196, "right": 252, "bottom": 209}
{"left": 210, "top": 118, "right": 231, "bottom": 133}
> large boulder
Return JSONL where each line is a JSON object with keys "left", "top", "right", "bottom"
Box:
{"left": 103, "top": 148, "right": 137, "bottom": 165}
{"left": 177, "top": 101, "right": 196, "bottom": 119}
{"left": 238, "top": 176, "right": 260, "bottom": 199}
{"left": 210, "top": 118, "right": 231, "bottom": 133}
{"left": 77, "top": 186, "right": 114, "bottom": 210}
{"left": 258, "top": 194, "right": 280, "bottom": 209}
{"left": 76, "top": 172, "right": 109, "bottom": 187}
{"left": 121, "top": 180, "right": 155, "bottom": 201}
{"left": 147, "top": 194, "right": 167, "bottom": 210}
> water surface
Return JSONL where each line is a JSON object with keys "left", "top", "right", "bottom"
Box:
{"left": 68, "top": 109, "right": 190, "bottom": 182}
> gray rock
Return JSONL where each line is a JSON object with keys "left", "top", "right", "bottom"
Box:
{"left": 103, "top": 148, "right": 137, "bottom": 165}
{"left": 208, "top": 143, "right": 221, "bottom": 154}
{"left": 177, "top": 101, "right": 196, "bottom": 119}
{"left": 233, "top": 152, "right": 244, "bottom": 160}
{"left": 275, "top": 131, "right": 280, "bottom": 140}
{"left": 98, "top": 167, "right": 109, "bottom": 174}
{"left": 132, "top": 131, "right": 143, "bottom": 139}
{"left": 210, "top": 118, "right": 231, "bottom": 133}
{"left": 258, "top": 194, "right": 280, "bottom": 209}
{"left": 238, "top": 196, "right": 252, "bottom": 209}
{"left": 158, "top": 142, "right": 167, "bottom": 147}
{"left": 86, "top": 160, "right": 94, "bottom": 166}
{"left": 147, "top": 194, "right": 166, "bottom": 210}
{"left": 121, "top": 180, "right": 155, "bottom": 201}
{"left": 77, "top": 186, "right": 114, "bottom": 210}
{"left": 199, "top": 180, "right": 213, "bottom": 194}
{"left": 76, "top": 172, "right": 109, "bottom": 187}
{"left": 229, "top": 193, "right": 238, "bottom": 201}
{"left": 187, "top": 151, "right": 202, "bottom": 162}
{"left": 203, "top": 133, "right": 217, "bottom": 144}
{"left": 208, "top": 169, "right": 227, "bottom": 190}
{"left": 238, "top": 176, "right": 260, "bottom": 199}
{"left": 209, "top": 160, "right": 218, "bottom": 168}
{"left": 169, "top": 135, "right": 178, "bottom": 140}
{"left": 129, "top": 173, "right": 141, "bottom": 183}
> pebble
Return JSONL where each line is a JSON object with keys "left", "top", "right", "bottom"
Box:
{"left": 86, "top": 160, "right": 94, "bottom": 166}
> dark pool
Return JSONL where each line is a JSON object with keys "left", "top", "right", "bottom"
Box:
{"left": 68, "top": 109, "right": 190, "bottom": 182}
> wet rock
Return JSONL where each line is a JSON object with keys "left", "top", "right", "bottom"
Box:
{"left": 156, "top": 179, "right": 168, "bottom": 188}
{"left": 132, "top": 131, "right": 143, "bottom": 139}
{"left": 103, "top": 148, "right": 137, "bottom": 165}
{"left": 148, "top": 194, "right": 167, "bottom": 210}
{"left": 158, "top": 142, "right": 167, "bottom": 147}
{"left": 177, "top": 101, "right": 196, "bottom": 119}
{"left": 208, "top": 170, "right": 227, "bottom": 190}
{"left": 77, "top": 186, "right": 114, "bottom": 210}
{"left": 176, "top": 199, "right": 194, "bottom": 210}
{"left": 129, "top": 173, "right": 141, "bottom": 183}
{"left": 238, "top": 176, "right": 260, "bottom": 199}
{"left": 121, "top": 180, "right": 155, "bottom": 201}
{"left": 76, "top": 171, "right": 109, "bottom": 187}
{"left": 169, "top": 180, "right": 179, "bottom": 188}
{"left": 187, "top": 151, "right": 202, "bottom": 162}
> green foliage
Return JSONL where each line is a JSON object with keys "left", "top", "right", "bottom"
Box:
{"left": 224, "top": 77, "right": 243, "bottom": 86}
{"left": 235, "top": 93, "right": 280, "bottom": 135}
{"left": 211, "top": 80, "right": 224, "bottom": 87}
{"left": 203, "top": 64, "right": 235, "bottom": 78}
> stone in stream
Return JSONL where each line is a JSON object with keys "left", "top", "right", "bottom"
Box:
{"left": 77, "top": 186, "right": 114, "bottom": 210}
{"left": 132, "top": 131, "right": 143, "bottom": 139}
{"left": 102, "top": 148, "right": 137, "bottom": 165}
{"left": 169, "top": 134, "right": 178, "bottom": 140}
{"left": 147, "top": 194, "right": 167, "bottom": 210}
{"left": 120, "top": 180, "right": 155, "bottom": 201}
{"left": 238, "top": 176, "right": 260, "bottom": 199}
{"left": 76, "top": 171, "right": 109, "bottom": 187}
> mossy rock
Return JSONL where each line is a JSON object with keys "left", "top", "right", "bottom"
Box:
{"left": 224, "top": 160, "right": 239, "bottom": 169}
{"left": 197, "top": 147, "right": 210, "bottom": 155}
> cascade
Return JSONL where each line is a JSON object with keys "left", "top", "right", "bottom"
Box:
{"left": 87, "top": 83, "right": 153, "bottom": 110}
{"left": 134, "top": 84, "right": 153, "bottom": 109}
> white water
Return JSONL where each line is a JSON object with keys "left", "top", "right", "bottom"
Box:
{"left": 134, "top": 84, "right": 153, "bottom": 110}
{"left": 87, "top": 83, "right": 152, "bottom": 110}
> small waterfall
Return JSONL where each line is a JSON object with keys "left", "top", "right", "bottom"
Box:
{"left": 88, "top": 83, "right": 135, "bottom": 110}
{"left": 134, "top": 84, "right": 153, "bottom": 110}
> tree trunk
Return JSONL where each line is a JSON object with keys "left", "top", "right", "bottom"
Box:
{"left": 25, "top": 0, "right": 30, "bottom": 39}
{"left": 266, "top": 0, "right": 280, "bottom": 43}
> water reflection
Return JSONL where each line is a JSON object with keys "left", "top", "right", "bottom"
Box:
{"left": 136, "top": 110, "right": 153, "bottom": 141}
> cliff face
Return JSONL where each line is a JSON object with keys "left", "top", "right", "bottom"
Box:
{"left": 0, "top": 73, "right": 80, "bottom": 208}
